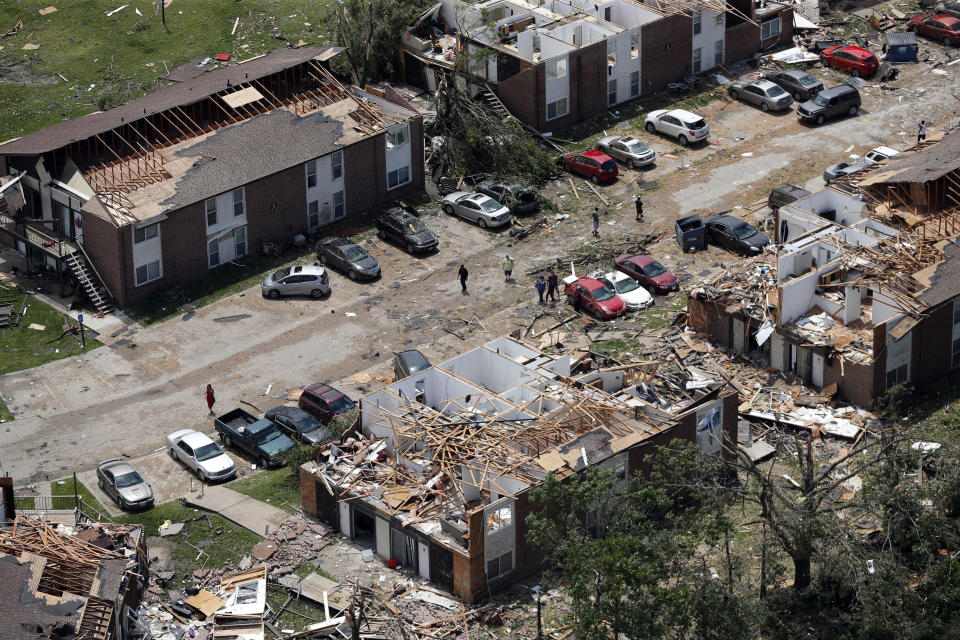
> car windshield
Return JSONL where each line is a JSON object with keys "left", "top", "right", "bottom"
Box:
{"left": 734, "top": 223, "right": 758, "bottom": 240}
{"left": 600, "top": 160, "right": 616, "bottom": 171}
{"left": 863, "top": 55, "right": 878, "bottom": 64}
{"left": 812, "top": 93, "right": 829, "bottom": 107}
{"left": 328, "top": 395, "right": 356, "bottom": 414}
{"left": 798, "top": 74, "right": 819, "bottom": 86}
{"left": 406, "top": 220, "right": 427, "bottom": 234}
{"left": 643, "top": 261, "right": 667, "bottom": 277}
{"left": 344, "top": 246, "right": 366, "bottom": 261}
{"left": 254, "top": 425, "right": 283, "bottom": 444}
{"left": 478, "top": 198, "right": 503, "bottom": 213}
{"left": 686, "top": 119, "right": 707, "bottom": 130}
{"left": 592, "top": 286, "right": 615, "bottom": 302}
{"left": 115, "top": 472, "right": 143, "bottom": 488}
{"left": 767, "top": 85, "right": 786, "bottom": 97}
{"left": 626, "top": 141, "right": 649, "bottom": 154}
{"left": 613, "top": 277, "right": 640, "bottom": 294}
{"left": 272, "top": 268, "right": 291, "bottom": 281}
{"left": 195, "top": 443, "right": 224, "bottom": 462}
{"left": 296, "top": 415, "right": 323, "bottom": 434}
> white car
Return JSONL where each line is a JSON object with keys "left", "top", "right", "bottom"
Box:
{"left": 166, "top": 429, "right": 237, "bottom": 482}
{"left": 863, "top": 145, "right": 900, "bottom": 166}
{"left": 644, "top": 109, "right": 709, "bottom": 146}
{"left": 593, "top": 270, "right": 654, "bottom": 310}
{"left": 442, "top": 192, "right": 512, "bottom": 228}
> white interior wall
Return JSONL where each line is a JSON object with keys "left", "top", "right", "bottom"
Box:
{"left": 610, "top": 0, "right": 662, "bottom": 26}
{"left": 780, "top": 272, "right": 819, "bottom": 324}
{"left": 843, "top": 287, "right": 862, "bottom": 325}
{"left": 872, "top": 291, "right": 902, "bottom": 326}
{"left": 483, "top": 497, "right": 517, "bottom": 562}
{"left": 812, "top": 294, "right": 842, "bottom": 316}
{"left": 518, "top": 29, "right": 535, "bottom": 58}
{"left": 607, "top": 30, "right": 642, "bottom": 104}
{"left": 885, "top": 326, "right": 912, "bottom": 373}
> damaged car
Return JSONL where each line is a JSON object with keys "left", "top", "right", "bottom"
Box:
{"left": 763, "top": 69, "right": 824, "bottom": 102}
{"left": 727, "top": 79, "right": 794, "bottom": 112}
{"left": 376, "top": 207, "right": 439, "bottom": 253}
{"left": 704, "top": 215, "right": 771, "bottom": 255}
{"left": 317, "top": 237, "right": 381, "bottom": 280}
{"left": 474, "top": 181, "right": 541, "bottom": 215}
{"left": 823, "top": 161, "right": 866, "bottom": 184}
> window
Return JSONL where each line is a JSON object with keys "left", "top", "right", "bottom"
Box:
{"left": 608, "top": 79, "right": 617, "bottom": 105}
{"left": 234, "top": 227, "right": 246, "bottom": 257}
{"left": 886, "top": 363, "right": 909, "bottom": 388}
{"left": 208, "top": 238, "right": 220, "bottom": 268}
{"left": 135, "top": 260, "right": 160, "bottom": 286}
{"left": 387, "top": 166, "right": 410, "bottom": 189}
{"left": 547, "top": 57, "right": 567, "bottom": 78}
{"left": 953, "top": 300, "right": 960, "bottom": 325}
{"left": 715, "top": 11, "right": 724, "bottom": 25}
{"left": 693, "top": 47, "right": 702, "bottom": 73}
{"left": 133, "top": 223, "right": 158, "bottom": 243}
{"left": 630, "top": 33, "right": 639, "bottom": 59}
{"left": 693, "top": 10, "right": 702, "bottom": 35}
{"left": 387, "top": 125, "right": 409, "bottom": 148}
{"left": 953, "top": 337, "right": 960, "bottom": 369}
{"left": 630, "top": 70, "right": 640, "bottom": 97}
{"left": 232, "top": 189, "right": 244, "bottom": 217}
{"left": 306, "top": 160, "right": 317, "bottom": 188}
{"left": 333, "top": 190, "right": 345, "bottom": 219}
{"left": 714, "top": 39, "right": 724, "bottom": 66}
{"left": 205, "top": 197, "right": 217, "bottom": 227}
{"left": 308, "top": 200, "right": 319, "bottom": 228}
{"left": 487, "top": 506, "right": 512, "bottom": 533}
{"left": 486, "top": 551, "right": 513, "bottom": 579}
{"left": 761, "top": 17, "right": 781, "bottom": 40}
{"left": 607, "top": 39, "right": 616, "bottom": 66}
{"left": 331, "top": 150, "right": 343, "bottom": 180}
{"left": 546, "top": 97, "right": 568, "bottom": 120}
{"left": 604, "top": 6, "right": 611, "bottom": 21}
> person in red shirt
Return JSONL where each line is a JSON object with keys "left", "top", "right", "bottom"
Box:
{"left": 204, "top": 384, "right": 216, "bottom": 416}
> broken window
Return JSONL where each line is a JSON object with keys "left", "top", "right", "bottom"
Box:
{"left": 306, "top": 160, "right": 317, "bottom": 188}
{"left": 487, "top": 506, "right": 513, "bottom": 532}
{"left": 631, "top": 33, "right": 639, "bottom": 59}
{"left": 693, "top": 10, "right": 702, "bottom": 35}
{"left": 761, "top": 17, "right": 781, "bottom": 40}
{"left": 387, "top": 125, "right": 409, "bottom": 148}
{"left": 696, "top": 403, "right": 722, "bottom": 454}
{"left": 607, "top": 39, "right": 616, "bottom": 66}
{"left": 715, "top": 11, "right": 724, "bottom": 26}
{"left": 331, "top": 150, "right": 343, "bottom": 180}
{"left": 547, "top": 58, "right": 567, "bottom": 79}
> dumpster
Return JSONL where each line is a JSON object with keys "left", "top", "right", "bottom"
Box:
{"left": 883, "top": 31, "right": 918, "bottom": 63}
{"left": 675, "top": 215, "right": 706, "bottom": 252}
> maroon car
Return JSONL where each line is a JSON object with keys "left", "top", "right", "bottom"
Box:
{"left": 820, "top": 45, "right": 879, "bottom": 77}
{"left": 614, "top": 254, "right": 678, "bottom": 294}
{"left": 561, "top": 150, "right": 619, "bottom": 184}
{"left": 563, "top": 277, "right": 627, "bottom": 319}
{"left": 908, "top": 14, "right": 960, "bottom": 46}
{"left": 299, "top": 382, "right": 356, "bottom": 424}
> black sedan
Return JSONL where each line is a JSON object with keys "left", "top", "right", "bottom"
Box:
{"left": 763, "top": 69, "right": 824, "bottom": 103}
{"left": 317, "top": 237, "right": 380, "bottom": 280}
{"left": 704, "top": 214, "right": 771, "bottom": 255}
{"left": 264, "top": 406, "right": 332, "bottom": 446}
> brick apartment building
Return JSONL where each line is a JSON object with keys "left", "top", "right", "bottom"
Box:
{"left": 0, "top": 48, "right": 424, "bottom": 309}
{"left": 400, "top": 0, "right": 793, "bottom": 131}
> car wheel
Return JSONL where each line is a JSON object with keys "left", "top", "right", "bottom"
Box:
{"left": 593, "top": 307, "right": 603, "bottom": 320}
{"left": 794, "top": 91, "right": 803, "bottom": 101}
{"left": 222, "top": 434, "right": 232, "bottom": 448}
{"left": 377, "top": 229, "right": 387, "bottom": 241}
{"left": 645, "top": 122, "right": 656, "bottom": 133}
{"left": 848, "top": 104, "right": 858, "bottom": 116}
{"left": 628, "top": 159, "right": 636, "bottom": 170}
{"left": 478, "top": 218, "right": 488, "bottom": 229}
{"left": 678, "top": 135, "right": 688, "bottom": 146}
{"left": 406, "top": 242, "right": 415, "bottom": 254}
{"left": 118, "top": 497, "right": 127, "bottom": 510}
{"left": 311, "top": 289, "right": 323, "bottom": 299}
{"left": 444, "top": 204, "right": 455, "bottom": 215}
{"left": 349, "top": 269, "right": 359, "bottom": 280}
{"left": 730, "top": 89, "right": 739, "bottom": 100}
{"left": 590, "top": 174, "right": 599, "bottom": 184}
{"left": 169, "top": 448, "right": 177, "bottom": 460}
{"left": 195, "top": 468, "right": 206, "bottom": 482}
{"left": 268, "top": 289, "right": 280, "bottom": 299}
{"left": 816, "top": 114, "right": 825, "bottom": 125}
{"left": 318, "top": 254, "right": 327, "bottom": 265}
{"left": 761, "top": 102, "right": 770, "bottom": 112}
{"left": 945, "top": 37, "right": 953, "bottom": 47}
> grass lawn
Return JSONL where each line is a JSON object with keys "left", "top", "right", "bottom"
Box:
{"left": 230, "top": 465, "right": 302, "bottom": 514}
{"left": 50, "top": 475, "right": 108, "bottom": 515}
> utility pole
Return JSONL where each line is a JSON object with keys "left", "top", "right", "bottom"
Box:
{"left": 77, "top": 313, "right": 85, "bottom": 349}
{"left": 531, "top": 585, "right": 544, "bottom": 640}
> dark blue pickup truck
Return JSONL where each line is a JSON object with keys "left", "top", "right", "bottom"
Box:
{"left": 214, "top": 408, "right": 296, "bottom": 468}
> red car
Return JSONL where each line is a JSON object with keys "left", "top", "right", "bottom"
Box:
{"left": 299, "top": 382, "right": 356, "bottom": 424}
{"left": 613, "top": 254, "right": 678, "bottom": 294}
{"left": 561, "top": 150, "right": 619, "bottom": 184}
{"left": 563, "top": 277, "right": 626, "bottom": 319}
{"left": 820, "top": 45, "right": 879, "bottom": 77}
{"left": 908, "top": 14, "right": 960, "bottom": 46}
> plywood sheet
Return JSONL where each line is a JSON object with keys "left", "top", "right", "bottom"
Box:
{"left": 221, "top": 87, "right": 265, "bottom": 109}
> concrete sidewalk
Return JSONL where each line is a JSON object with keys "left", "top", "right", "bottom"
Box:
{"left": 183, "top": 485, "right": 290, "bottom": 537}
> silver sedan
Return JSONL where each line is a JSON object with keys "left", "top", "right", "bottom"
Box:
{"left": 596, "top": 136, "right": 656, "bottom": 169}
{"left": 96, "top": 459, "right": 154, "bottom": 510}
{"left": 727, "top": 79, "right": 793, "bottom": 112}
{"left": 442, "top": 192, "right": 512, "bottom": 228}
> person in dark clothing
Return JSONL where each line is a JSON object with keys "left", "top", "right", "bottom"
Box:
{"left": 634, "top": 195, "right": 644, "bottom": 221}
{"left": 535, "top": 275, "right": 546, "bottom": 304}
{"left": 546, "top": 270, "right": 559, "bottom": 303}
{"left": 592, "top": 208, "right": 600, "bottom": 236}
{"left": 458, "top": 264, "right": 468, "bottom": 293}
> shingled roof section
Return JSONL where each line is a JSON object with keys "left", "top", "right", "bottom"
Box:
{"left": 860, "top": 129, "right": 960, "bottom": 186}
{"left": 921, "top": 240, "right": 960, "bottom": 308}
{"left": 0, "top": 47, "right": 344, "bottom": 156}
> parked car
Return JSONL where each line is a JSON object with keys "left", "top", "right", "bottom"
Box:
{"left": 299, "top": 382, "right": 357, "bottom": 424}
{"left": 768, "top": 184, "right": 812, "bottom": 212}
{"left": 863, "top": 145, "right": 900, "bottom": 165}
{"left": 823, "top": 162, "right": 866, "bottom": 183}
{"left": 797, "top": 84, "right": 861, "bottom": 125}
{"left": 763, "top": 69, "right": 824, "bottom": 102}
{"left": 96, "top": 459, "right": 154, "bottom": 510}
{"left": 265, "top": 405, "right": 331, "bottom": 446}
{"left": 563, "top": 276, "right": 627, "bottom": 319}
{"left": 166, "top": 429, "right": 237, "bottom": 482}
{"left": 596, "top": 136, "right": 656, "bottom": 169}
{"left": 613, "top": 254, "right": 679, "bottom": 294}
{"left": 214, "top": 408, "right": 296, "bottom": 468}
{"left": 317, "top": 237, "right": 381, "bottom": 280}
{"left": 261, "top": 265, "right": 330, "bottom": 299}
{"left": 703, "top": 214, "right": 771, "bottom": 255}
{"left": 820, "top": 45, "right": 879, "bottom": 77}
{"left": 394, "top": 349, "right": 431, "bottom": 380}
{"left": 593, "top": 270, "right": 654, "bottom": 310}
{"left": 560, "top": 150, "right": 620, "bottom": 183}
{"left": 644, "top": 109, "right": 709, "bottom": 146}
{"left": 908, "top": 13, "right": 960, "bottom": 45}
{"left": 727, "top": 79, "right": 793, "bottom": 112}
{"left": 376, "top": 207, "right": 439, "bottom": 253}
{"left": 474, "top": 181, "right": 540, "bottom": 215}
{"left": 441, "top": 191, "right": 512, "bottom": 228}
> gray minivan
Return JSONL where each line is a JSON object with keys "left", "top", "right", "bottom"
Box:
{"left": 797, "top": 84, "right": 861, "bottom": 125}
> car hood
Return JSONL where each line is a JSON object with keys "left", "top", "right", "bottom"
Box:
{"left": 599, "top": 296, "right": 625, "bottom": 311}
{"left": 118, "top": 484, "right": 153, "bottom": 502}
{"left": 744, "top": 232, "right": 771, "bottom": 249}
{"left": 301, "top": 429, "right": 328, "bottom": 446}
{"left": 620, "top": 288, "right": 653, "bottom": 307}
{"left": 410, "top": 231, "right": 437, "bottom": 244}
{"left": 260, "top": 434, "right": 296, "bottom": 456}
{"left": 353, "top": 256, "right": 380, "bottom": 272}
{"left": 201, "top": 453, "right": 236, "bottom": 474}
{"left": 651, "top": 272, "right": 678, "bottom": 287}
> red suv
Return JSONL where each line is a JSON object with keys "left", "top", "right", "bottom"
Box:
{"left": 564, "top": 277, "right": 626, "bottom": 319}
{"left": 561, "top": 150, "right": 619, "bottom": 184}
{"left": 298, "top": 382, "right": 356, "bottom": 424}
{"left": 909, "top": 14, "right": 960, "bottom": 46}
{"left": 820, "top": 45, "right": 879, "bottom": 77}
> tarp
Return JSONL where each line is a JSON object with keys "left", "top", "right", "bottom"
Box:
{"left": 793, "top": 12, "right": 818, "bottom": 29}
{"left": 771, "top": 47, "right": 820, "bottom": 64}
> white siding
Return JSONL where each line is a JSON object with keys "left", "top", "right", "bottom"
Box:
{"left": 305, "top": 151, "right": 346, "bottom": 228}
{"left": 544, "top": 54, "right": 570, "bottom": 118}
{"left": 385, "top": 124, "right": 413, "bottom": 191}
{"left": 375, "top": 516, "right": 390, "bottom": 559}
{"left": 606, "top": 30, "right": 642, "bottom": 105}
{"left": 691, "top": 9, "right": 725, "bottom": 72}
{"left": 132, "top": 224, "right": 162, "bottom": 285}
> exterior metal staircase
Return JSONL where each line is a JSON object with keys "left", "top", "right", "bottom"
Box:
{"left": 64, "top": 251, "right": 113, "bottom": 314}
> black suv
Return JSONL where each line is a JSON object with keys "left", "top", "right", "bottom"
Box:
{"left": 797, "top": 84, "right": 861, "bottom": 125}
{"left": 375, "top": 208, "right": 439, "bottom": 254}
{"left": 474, "top": 181, "right": 540, "bottom": 215}
{"left": 768, "top": 184, "right": 812, "bottom": 213}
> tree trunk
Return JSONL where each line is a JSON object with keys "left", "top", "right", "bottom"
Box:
{"left": 792, "top": 554, "right": 811, "bottom": 589}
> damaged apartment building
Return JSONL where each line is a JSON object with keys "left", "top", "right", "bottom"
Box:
{"left": 300, "top": 336, "right": 738, "bottom": 602}
{"left": 0, "top": 48, "right": 423, "bottom": 308}
{"left": 400, "top": 0, "right": 793, "bottom": 131}
{"left": 688, "top": 130, "right": 960, "bottom": 407}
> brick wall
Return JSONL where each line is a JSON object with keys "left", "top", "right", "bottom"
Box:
{"left": 724, "top": 22, "right": 760, "bottom": 66}
{"left": 641, "top": 14, "right": 693, "bottom": 96}
{"left": 80, "top": 212, "right": 128, "bottom": 304}
{"left": 914, "top": 300, "right": 955, "bottom": 387}
{"left": 687, "top": 297, "right": 734, "bottom": 348}
{"left": 244, "top": 163, "right": 308, "bottom": 247}
{"left": 453, "top": 506, "right": 486, "bottom": 602}
{"left": 495, "top": 66, "right": 539, "bottom": 129}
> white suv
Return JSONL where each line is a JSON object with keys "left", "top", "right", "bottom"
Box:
{"left": 644, "top": 109, "right": 710, "bottom": 146}
{"left": 863, "top": 145, "right": 899, "bottom": 166}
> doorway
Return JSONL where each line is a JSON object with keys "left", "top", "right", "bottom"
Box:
{"left": 353, "top": 510, "right": 376, "bottom": 548}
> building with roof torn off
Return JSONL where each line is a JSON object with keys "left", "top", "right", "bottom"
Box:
{"left": 0, "top": 48, "right": 424, "bottom": 308}
{"left": 299, "top": 335, "right": 738, "bottom": 602}
{"left": 400, "top": 0, "right": 793, "bottom": 131}
{"left": 0, "top": 515, "right": 149, "bottom": 640}
{"left": 687, "top": 130, "right": 960, "bottom": 407}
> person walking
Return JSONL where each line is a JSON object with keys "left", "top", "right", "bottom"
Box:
{"left": 458, "top": 264, "right": 468, "bottom": 294}
{"left": 918, "top": 120, "right": 927, "bottom": 144}
{"left": 546, "top": 269, "right": 559, "bottom": 303}
{"left": 535, "top": 275, "right": 546, "bottom": 304}
{"left": 204, "top": 384, "right": 216, "bottom": 416}
{"left": 592, "top": 207, "right": 600, "bottom": 237}
{"left": 503, "top": 255, "right": 514, "bottom": 282}
{"left": 634, "top": 195, "right": 644, "bottom": 221}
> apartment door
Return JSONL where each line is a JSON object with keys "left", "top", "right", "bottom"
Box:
{"left": 732, "top": 317, "right": 745, "bottom": 353}
{"left": 418, "top": 541, "right": 431, "bottom": 580}
{"left": 338, "top": 502, "right": 351, "bottom": 537}
{"left": 391, "top": 529, "right": 417, "bottom": 568}
{"left": 812, "top": 352, "right": 825, "bottom": 387}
